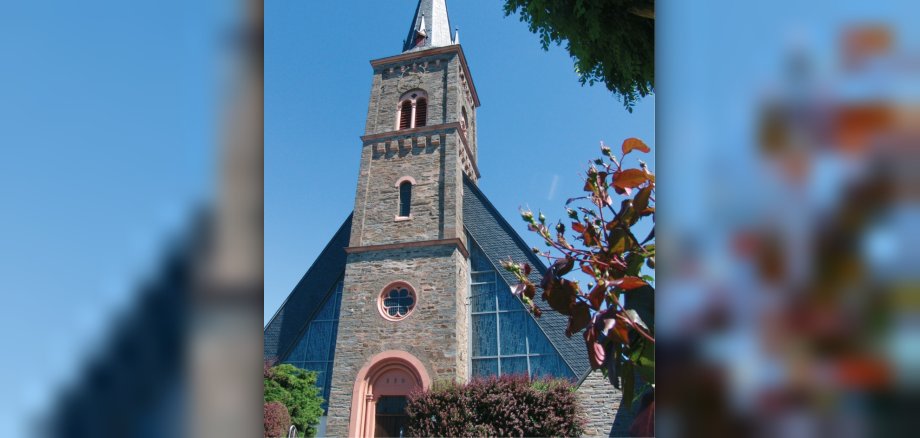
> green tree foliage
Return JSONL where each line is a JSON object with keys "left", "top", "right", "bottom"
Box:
{"left": 503, "top": 139, "right": 655, "bottom": 433}
{"left": 405, "top": 375, "right": 584, "bottom": 437}
{"left": 263, "top": 362, "right": 324, "bottom": 437}
{"left": 504, "top": 0, "right": 654, "bottom": 111}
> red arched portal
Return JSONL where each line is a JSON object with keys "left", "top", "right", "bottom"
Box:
{"left": 348, "top": 351, "right": 431, "bottom": 437}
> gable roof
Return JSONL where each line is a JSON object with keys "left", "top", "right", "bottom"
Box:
{"left": 263, "top": 214, "right": 352, "bottom": 361}
{"left": 462, "top": 176, "right": 591, "bottom": 379}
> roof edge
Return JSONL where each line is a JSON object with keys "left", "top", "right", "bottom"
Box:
{"left": 263, "top": 213, "right": 353, "bottom": 331}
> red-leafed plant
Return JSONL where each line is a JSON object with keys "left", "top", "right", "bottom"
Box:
{"left": 405, "top": 375, "right": 584, "bottom": 437}
{"left": 502, "top": 138, "right": 655, "bottom": 425}
{"left": 264, "top": 401, "right": 291, "bottom": 438}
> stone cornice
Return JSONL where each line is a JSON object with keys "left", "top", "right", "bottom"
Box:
{"left": 369, "top": 44, "right": 480, "bottom": 108}
{"left": 361, "top": 122, "right": 481, "bottom": 179}
{"left": 345, "top": 238, "right": 470, "bottom": 259}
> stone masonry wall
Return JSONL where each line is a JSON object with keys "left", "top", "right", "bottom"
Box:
{"left": 348, "top": 129, "right": 467, "bottom": 248}
{"left": 325, "top": 245, "right": 469, "bottom": 437}
{"left": 365, "top": 53, "right": 458, "bottom": 135}
{"left": 577, "top": 370, "right": 634, "bottom": 437}
{"left": 349, "top": 50, "right": 470, "bottom": 248}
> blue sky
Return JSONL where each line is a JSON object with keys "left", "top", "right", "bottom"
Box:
{"left": 0, "top": 0, "right": 913, "bottom": 435}
{"left": 0, "top": 0, "right": 231, "bottom": 434}
{"left": 264, "top": 1, "right": 656, "bottom": 324}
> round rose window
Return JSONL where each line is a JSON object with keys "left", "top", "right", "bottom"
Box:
{"left": 379, "top": 283, "right": 416, "bottom": 321}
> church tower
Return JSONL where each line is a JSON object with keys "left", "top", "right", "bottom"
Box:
{"left": 326, "top": 1, "right": 480, "bottom": 435}
{"left": 264, "top": 2, "right": 614, "bottom": 437}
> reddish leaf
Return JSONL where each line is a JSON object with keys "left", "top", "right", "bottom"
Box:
{"left": 542, "top": 278, "right": 578, "bottom": 316}
{"left": 582, "top": 225, "right": 598, "bottom": 247}
{"left": 613, "top": 169, "right": 648, "bottom": 190}
{"left": 553, "top": 256, "right": 575, "bottom": 276}
{"left": 584, "top": 326, "right": 606, "bottom": 369}
{"left": 587, "top": 283, "right": 606, "bottom": 309}
{"left": 571, "top": 222, "right": 585, "bottom": 233}
{"left": 522, "top": 263, "right": 531, "bottom": 276}
{"left": 581, "top": 263, "right": 595, "bottom": 277}
{"left": 566, "top": 302, "right": 591, "bottom": 337}
{"left": 613, "top": 322, "right": 631, "bottom": 344}
{"left": 615, "top": 276, "right": 648, "bottom": 291}
{"left": 622, "top": 138, "right": 651, "bottom": 155}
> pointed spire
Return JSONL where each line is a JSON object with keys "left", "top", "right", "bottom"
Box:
{"left": 453, "top": 28, "right": 460, "bottom": 45}
{"left": 417, "top": 14, "right": 427, "bottom": 37}
{"left": 403, "top": 0, "right": 453, "bottom": 53}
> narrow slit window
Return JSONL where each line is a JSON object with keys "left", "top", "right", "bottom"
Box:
{"left": 414, "top": 98, "right": 427, "bottom": 128}
{"left": 399, "top": 181, "right": 412, "bottom": 217}
{"left": 399, "top": 101, "right": 412, "bottom": 130}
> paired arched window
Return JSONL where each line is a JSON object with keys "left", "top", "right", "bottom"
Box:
{"left": 395, "top": 176, "right": 416, "bottom": 219}
{"left": 396, "top": 90, "right": 428, "bottom": 130}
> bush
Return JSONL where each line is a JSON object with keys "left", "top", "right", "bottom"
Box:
{"left": 264, "top": 363, "right": 324, "bottom": 437}
{"left": 264, "top": 402, "right": 291, "bottom": 438}
{"left": 405, "top": 375, "right": 584, "bottom": 437}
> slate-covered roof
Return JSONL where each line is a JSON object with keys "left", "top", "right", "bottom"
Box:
{"left": 402, "top": 0, "right": 454, "bottom": 53}
{"left": 264, "top": 180, "right": 592, "bottom": 379}
{"left": 263, "top": 214, "right": 352, "bottom": 361}
{"left": 462, "top": 176, "right": 592, "bottom": 379}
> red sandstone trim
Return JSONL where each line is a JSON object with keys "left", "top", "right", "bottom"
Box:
{"left": 394, "top": 175, "right": 417, "bottom": 187}
{"left": 345, "top": 238, "right": 470, "bottom": 259}
{"left": 377, "top": 281, "right": 418, "bottom": 322}
{"left": 347, "top": 350, "right": 431, "bottom": 438}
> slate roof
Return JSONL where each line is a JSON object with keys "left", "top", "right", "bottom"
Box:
{"left": 263, "top": 214, "right": 352, "bottom": 361}
{"left": 264, "top": 179, "right": 592, "bottom": 379}
{"left": 402, "top": 0, "right": 454, "bottom": 53}
{"left": 462, "top": 176, "right": 592, "bottom": 379}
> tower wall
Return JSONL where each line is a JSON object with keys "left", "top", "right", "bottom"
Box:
{"left": 328, "top": 45, "right": 477, "bottom": 437}
{"left": 325, "top": 246, "right": 469, "bottom": 436}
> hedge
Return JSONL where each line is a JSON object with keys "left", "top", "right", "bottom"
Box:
{"left": 405, "top": 375, "right": 584, "bottom": 437}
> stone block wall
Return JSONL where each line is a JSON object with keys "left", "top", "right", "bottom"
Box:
{"left": 365, "top": 53, "right": 457, "bottom": 135}
{"left": 349, "top": 128, "right": 467, "bottom": 248}
{"left": 577, "top": 370, "right": 634, "bottom": 437}
{"left": 324, "top": 245, "right": 469, "bottom": 436}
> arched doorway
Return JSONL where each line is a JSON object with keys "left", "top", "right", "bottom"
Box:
{"left": 348, "top": 351, "right": 431, "bottom": 438}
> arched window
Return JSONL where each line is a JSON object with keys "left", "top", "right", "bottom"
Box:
{"left": 399, "top": 181, "right": 412, "bottom": 217}
{"left": 414, "top": 98, "right": 427, "bottom": 128}
{"left": 399, "top": 101, "right": 412, "bottom": 130}
{"left": 396, "top": 90, "right": 428, "bottom": 130}
{"left": 461, "top": 107, "right": 469, "bottom": 131}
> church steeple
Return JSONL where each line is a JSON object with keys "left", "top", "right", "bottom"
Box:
{"left": 403, "top": 0, "right": 454, "bottom": 52}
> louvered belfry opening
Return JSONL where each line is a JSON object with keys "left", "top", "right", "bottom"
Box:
{"left": 399, "top": 100, "right": 413, "bottom": 130}
{"left": 414, "top": 98, "right": 427, "bottom": 128}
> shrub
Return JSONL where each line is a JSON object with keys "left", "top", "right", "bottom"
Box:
{"left": 405, "top": 375, "right": 584, "bottom": 437}
{"left": 263, "top": 363, "right": 324, "bottom": 437}
{"left": 264, "top": 402, "right": 291, "bottom": 438}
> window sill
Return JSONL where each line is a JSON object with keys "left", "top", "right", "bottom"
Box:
{"left": 394, "top": 215, "right": 412, "bottom": 222}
